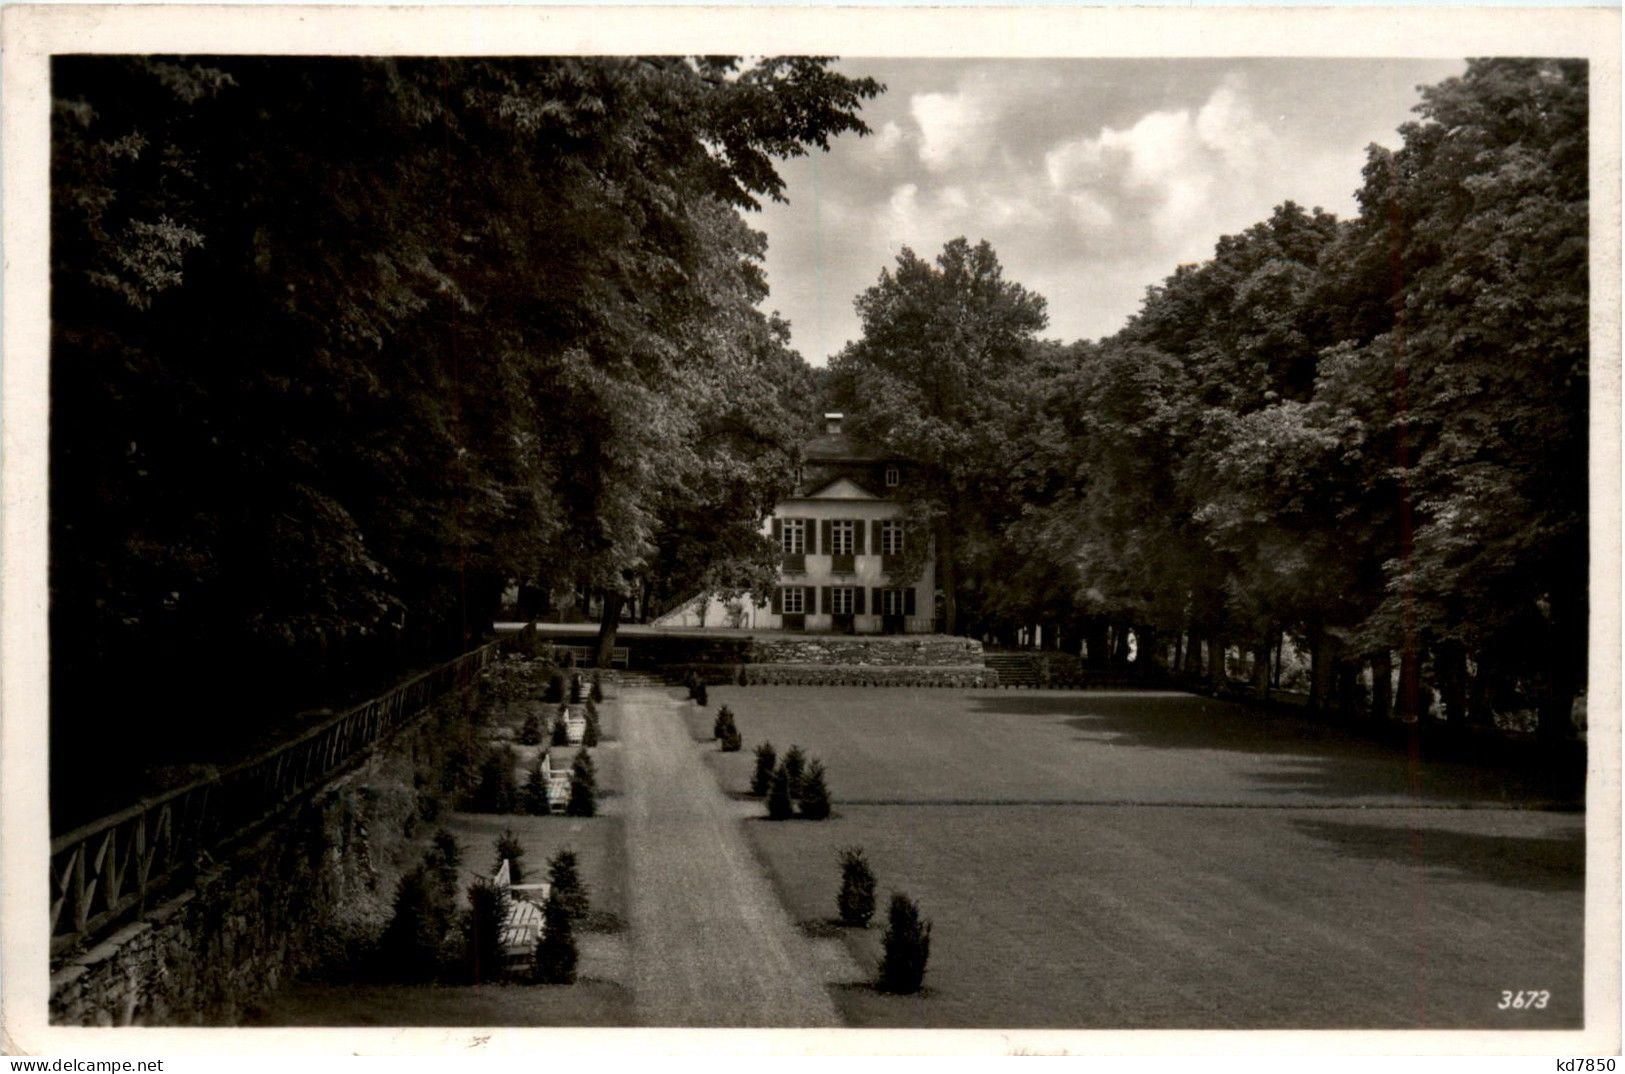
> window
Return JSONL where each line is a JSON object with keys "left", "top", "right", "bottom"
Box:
{"left": 782, "top": 518, "right": 805, "bottom": 554}
{"left": 831, "top": 520, "right": 854, "bottom": 555}
{"left": 831, "top": 587, "right": 854, "bottom": 615}
{"left": 885, "top": 466, "right": 900, "bottom": 488}
{"left": 782, "top": 586, "right": 805, "bottom": 614}
{"left": 882, "top": 587, "right": 907, "bottom": 615}
{"left": 881, "top": 520, "right": 905, "bottom": 555}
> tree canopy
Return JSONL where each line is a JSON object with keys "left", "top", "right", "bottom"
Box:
{"left": 826, "top": 59, "right": 1588, "bottom": 738}
{"left": 51, "top": 55, "right": 880, "bottom": 781}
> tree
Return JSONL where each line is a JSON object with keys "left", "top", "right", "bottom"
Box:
{"left": 464, "top": 877, "right": 511, "bottom": 984}
{"left": 836, "top": 847, "right": 876, "bottom": 926}
{"left": 546, "top": 849, "right": 591, "bottom": 924}
{"left": 829, "top": 238, "right": 1049, "bottom": 634}
{"left": 533, "top": 890, "right": 578, "bottom": 985}
{"left": 749, "top": 741, "right": 777, "bottom": 796}
{"left": 799, "top": 759, "right": 832, "bottom": 819}
{"left": 523, "top": 758, "right": 551, "bottom": 815}
{"left": 1318, "top": 59, "right": 1589, "bottom": 735}
{"left": 766, "top": 762, "right": 794, "bottom": 820}
{"left": 425, "top": 829, "right": 463, "bottom": 906}
{"left": 377, "top": 865, "right": 451, "bottom": 981}
{"left": 566, "top": 751, "right": 598, "bottom": 817}
{"left": 48, "top": 56, "right": 882, "bottom": 812}
{"left": 876, "top": 892, "right": 932, "bottom": 994}
{"left": 781, "top": 744, "right": 806, "bottom": 797}
{"left": 469, "top": 746, "right": 518, "bottom": 813}
{"left": 492, "top": 829, "right": 525, "bottom": 884}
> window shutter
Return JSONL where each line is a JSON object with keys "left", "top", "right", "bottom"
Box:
{"left": 870, "top": 519, "right": 880, "bottom": 554}
{"left": 772, "top": 518, "right": 783, "bottom": 548}
{"left": 820, "top": 586, "right": 831, "bottom": 614}
{"left": 905, "top": 588, "right": 917, "bottom": 616}
{"left": 799, "top": 517, "right": 812, "bottom": 554}
{"left": 854, "top": 586, "right": 866, "bottom": 614}
{"left": 821, "top": 519, "right": 832, "bottom": 556}
{"left": 771, "top": 586, "right": 783, "bottom": 614}
{"left": 871, "top": 587, "right": 882, "bottom": 614}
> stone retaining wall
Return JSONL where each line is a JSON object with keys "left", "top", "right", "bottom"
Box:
{"left": 666, "top": 662, "right": 998, "bottom": 688}
{"left": 747, "top": 635, "right": 983, "bottom": 667}
{"left": 49, "top": 716, "right": 436, "bottom": 1025}
{"left": 742, "top": 663, "right": 996, "bottom": 688}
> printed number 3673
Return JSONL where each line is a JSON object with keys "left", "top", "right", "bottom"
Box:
{"left": 1499, "top": 990, "right": 1550, "bottom": 1010}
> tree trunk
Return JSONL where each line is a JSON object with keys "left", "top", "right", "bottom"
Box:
{"left": 1084, "top": 621, "right": 1109, "bottom": 669}
{"left": 1436, "top": 639, "right": 1468, "bottom": 725}
{"left": 1370, "top": 652, "right": 1392, "bottom": 721}
{"left": 1252, "top": 633, "right": 1272, "bottom": 700}
{"left": 1208, "top": 637, "right": 1226, "bottom": 689}
{"left": 1185, "top": 634, "right": 1203, "bottom": 676}
{"left": 1336, "top": 659, "right": 1362, "bottom": 720}
{"left": 1538, "top": 583, "right": 1586, "bottom": 741}
{"left": 937, "top": 520, "right": 959, "bottom": 636}
{"left": 1467, "top": 649, "right": 1495, "bottom": 727}
{"left": 594, "top": 591, "right": 626, "bottom": 668}
{"left": 1112, "top": 624, "right": 1131, "bottom": 668}
{"left": 1307, "top": 618, "right": 1331, "bottom": 714}
{"left": 1136, "top": 625, "right": 1160, "bottom": 677}
{"left": 1171, "top": 632, "right": 1184, "bottom": 677}
{"left": 1396, "top": 644, "right": 1423, "bottom": 720}
{"left": 1272, "top": 630, "right": 1285, "bottom": 689}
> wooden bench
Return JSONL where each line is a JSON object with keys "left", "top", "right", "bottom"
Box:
{"left": 492, "top": 858, "right": 552, "bottom": 967}
{"left": 536, "top": 749, "right": 572, "bottom": 813}
{"left": 548, "top": 644, "right": 629, "bottom": 668}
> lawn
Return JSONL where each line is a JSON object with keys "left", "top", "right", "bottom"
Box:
{"left": 243, "top": 977, "right": 635, "bottom": 1027}
{"left": 691, "top": 687, "right": 1572, "bottom": 807}
{"left": 694, "top": 686, "right": 1584, "bottom": 1029}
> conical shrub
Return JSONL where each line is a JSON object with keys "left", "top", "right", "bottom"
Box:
{"left": 836, "top": 847, "right": 875, "bottom": 927}
{"left": 492, "top": 829, "right": 525, "bottom": 883}
{"left": 749, "top": 742, "right": 777, "bottom": 796}
{"left": 799, "top": 759, "right": 832, "bottom": 820}
{"left": 876, "top": 892, "right": 932, "bottom": 994}
{"left": 523, "top": 758, "right": 551, "bottom": 815}
{"left": 532, "top": 891, "right": 578, "bottom": 984}
{"left": 782, "top": 745, "right": 806, "bottom": 798}
{"left": 547, "top": 848, "right": 591, "bottom": 924}
{"left": 766, "top": 761, "right": 794, "bottom": 821}
{"left": 566, "top": 751, "right": 597, "bottom": 817}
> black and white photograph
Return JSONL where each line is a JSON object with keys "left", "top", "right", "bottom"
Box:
{"left": 1, "top": 3, "right": 1618, "bottom": 1058}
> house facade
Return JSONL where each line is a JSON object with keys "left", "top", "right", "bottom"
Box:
{"left": 655, "top": 413, "right": 936, "bottom": 633}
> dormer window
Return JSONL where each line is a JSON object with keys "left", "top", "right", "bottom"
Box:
{"left": 824, "top": 412, "right": 844, "bottom": 435}
{"left": 885, "top": 466, "right": 900, "bottom": 488}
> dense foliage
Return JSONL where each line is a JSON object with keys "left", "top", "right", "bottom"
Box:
{"left": 50, "top": 56, "right": 880, "bottom": 788}
{"left": 830, "top": 59, "right": 1588, "bottom": 737}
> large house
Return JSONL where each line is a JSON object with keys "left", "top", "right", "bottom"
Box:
{"left": 656, "top": 413, "right": 936, "bottom": 633}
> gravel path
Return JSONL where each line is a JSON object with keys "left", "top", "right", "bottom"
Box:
{"left": 619, "top": 685, "right": 841, "bottom": 1027}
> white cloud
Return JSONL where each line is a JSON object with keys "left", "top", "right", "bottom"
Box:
{"left": 1194, "top": 77, "right": 1273, "bottom": 171}
{"left": 1041, "top": 74, "right": 1280, "bottom": 246}
{"left": 755, "top": 60, "right": 1464, "bottom": 362}
{"left": 910, "top": 89, "right": 993, "bottom": 172}
{"left": 871, "top": 120, "right": 904, "bottom": 155}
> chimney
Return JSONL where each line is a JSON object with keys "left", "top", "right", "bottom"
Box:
{"left": 824, "top": 411, "right": 844, "bottom": 435}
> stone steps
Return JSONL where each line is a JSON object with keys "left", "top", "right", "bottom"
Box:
{"left": 983, "top": 652, "right": 1043, "bottom": 687}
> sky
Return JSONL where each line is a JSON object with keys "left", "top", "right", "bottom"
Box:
{"left": 749, "top": 57, "right": 1465, "bottom": 365}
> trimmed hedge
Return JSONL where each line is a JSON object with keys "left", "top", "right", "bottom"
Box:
{"left": 662, "top": 663, "right": 1000, "bottom": 688}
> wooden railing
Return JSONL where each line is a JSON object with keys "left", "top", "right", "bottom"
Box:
{"left": 49, "top": 640, "right": 501, "bottom": 953}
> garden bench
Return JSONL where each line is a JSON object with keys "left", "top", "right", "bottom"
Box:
{"left": 492, "top": 857, "right": 552, "bottom": 966}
